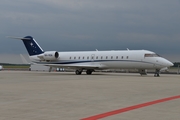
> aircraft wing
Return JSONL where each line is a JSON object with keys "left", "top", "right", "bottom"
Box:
{"left": 42, "top": 64, "right": 102, "bottom": 69}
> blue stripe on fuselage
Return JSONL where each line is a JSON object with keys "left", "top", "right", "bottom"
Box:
{"left": 33, "top": 59, "right": 154, "bottom": 65}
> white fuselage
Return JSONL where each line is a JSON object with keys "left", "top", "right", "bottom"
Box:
{"left": 29, "top": 50, "right": 173, "bottom": 70}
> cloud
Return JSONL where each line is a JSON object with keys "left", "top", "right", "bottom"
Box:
{"left": 116, "top": 33, "right": 180, "bottom": 42}
{"left": 0, "top": 0, "right": 180, "bottom": 62}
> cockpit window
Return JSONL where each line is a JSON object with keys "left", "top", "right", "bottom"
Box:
{"left": 144, "top": 54, "right": 160, "bottom": 57}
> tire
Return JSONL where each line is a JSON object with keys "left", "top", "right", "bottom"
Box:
{"left": 75, "top": 70, "right": 82, "bottom": 75}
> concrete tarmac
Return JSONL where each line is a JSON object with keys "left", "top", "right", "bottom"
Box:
{"left": 0, "top": 71, "right": 179, "bottom": 120}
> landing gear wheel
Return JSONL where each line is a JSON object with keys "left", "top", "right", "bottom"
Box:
{"left": 86, "top": 70, "right": 93, "bottom": 75}
{"left": 154, "top": 69, "right": 160, "bottom": 77}
{"left": 75, "top": 70, "right": 82, "bottom": 75}
{"left": 154, "top": 74, "right": 160, "bottom": 77}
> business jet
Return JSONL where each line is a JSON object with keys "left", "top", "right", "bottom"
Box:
{"left": 9, "top": 36, "right": 173, "bottom": 77}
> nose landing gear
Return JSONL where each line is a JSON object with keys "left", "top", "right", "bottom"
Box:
{"left": 154, "top": 69, "right": 160, "bottom": 77}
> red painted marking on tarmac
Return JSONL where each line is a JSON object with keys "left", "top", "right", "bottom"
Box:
{"left": 81, "top": 95, "right": 180, "bottom": 120}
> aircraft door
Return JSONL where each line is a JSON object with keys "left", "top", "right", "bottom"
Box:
{"left": 91, "top": 54, "right": 95, "bottom": 62}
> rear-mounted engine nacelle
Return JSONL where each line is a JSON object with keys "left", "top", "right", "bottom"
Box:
{"left": 43, "top": 51, "right": 59, "bottom": 61}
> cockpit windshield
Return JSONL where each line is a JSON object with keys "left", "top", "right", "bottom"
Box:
{"left": 144, "top": 53, "right": 160, "bottom": 57}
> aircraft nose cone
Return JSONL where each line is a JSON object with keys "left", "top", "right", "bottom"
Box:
{"left": 166, "top": 61, "right": 174, "bottom": 67}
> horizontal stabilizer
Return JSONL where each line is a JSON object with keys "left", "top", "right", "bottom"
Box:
{"left": 7, "top": 36, "right": 31, "bottom": 40}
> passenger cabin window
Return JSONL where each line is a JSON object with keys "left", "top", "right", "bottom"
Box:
{"left": 127, "top": 56, "right": 129, "bottom": 59}
{"left": 74, "top": 57, "right": 76, "bottom": 59}
{"left": 79, "top": 57, "right": 80, "bottom": 59}
{"left": 96, "top": 56, "right": 98, "bottom": 59}
{"left": 144, "top": 54, "right": 160, "bottom": 57}
{"left": 111, "top": 56, "right": 113, "bottom": 59}
{"left": 101, "top": 56, "right": 103, "bottom": 59}
{"left": 87, "top": 57, "right": 89, "bottom": 59}
{"left": 116, "top": 56, "right": 118, "bottom": 59}
{"left": 106, "top": 56, "right": 108, "bottom": 59}
{"left": 70, "top": 57, "right": 71, "bottom": 59}
{"left": 121, "top": 56, "right": 123, "bottom": 59}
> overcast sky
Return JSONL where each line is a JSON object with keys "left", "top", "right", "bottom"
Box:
{"left": 0, "top": 0, "right": 180, "bottom": 63}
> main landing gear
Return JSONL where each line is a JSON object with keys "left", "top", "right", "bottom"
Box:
{"left": 86, "top": 69, "right": 93, "bottom": 75}
{"left": 75, "top": 70, "right": 82, "bottom": 75}
{"left": 154, "top": 69, "right": 160, "bottom": 77}
{"left": 75, "top": 69, "right": 94, "bottom": 75}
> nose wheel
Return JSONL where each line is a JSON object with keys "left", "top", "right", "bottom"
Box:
{"left": 154, "top": 69, "right": 160, "bottom": 77}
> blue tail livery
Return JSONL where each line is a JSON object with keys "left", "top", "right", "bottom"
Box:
{"left": 9, "top": 36, "right": 44, "bottom": 56}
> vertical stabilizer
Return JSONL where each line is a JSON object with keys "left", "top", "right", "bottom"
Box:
{"left": 21, "top": 36, "right": 44, "bottom": 56}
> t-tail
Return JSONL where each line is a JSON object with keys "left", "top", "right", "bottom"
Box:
{"left": 9, "top": 36, "right": 44, "bottom": 56}
{"left": 9, "top": 36, "right": 59, "bottom": 61}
